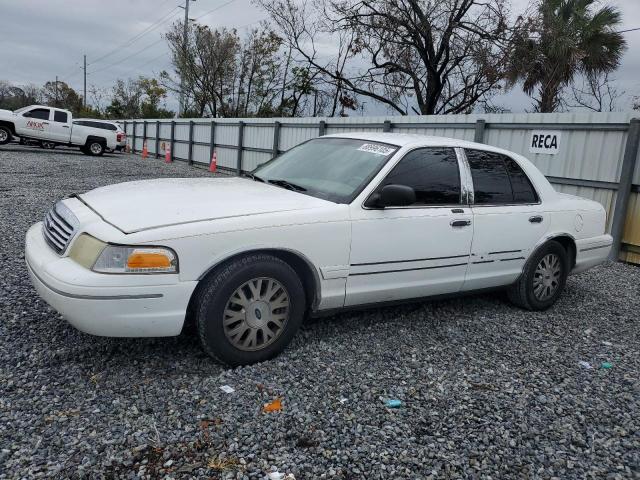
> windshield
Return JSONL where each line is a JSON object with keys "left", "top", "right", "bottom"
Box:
{"left": 253, "top": 138, "right": 398, "bottom": 203}
{"left": 14, "top": 106, "right": 29, "bottom": 113}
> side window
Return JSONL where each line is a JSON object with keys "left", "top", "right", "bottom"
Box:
{"left": 23, "top": 108, "right": 50, "bottom": 120}
{"left": 380, "top": 147, "right": 461, "bottom": 205}
{"left": 504, "top": 157, "right": 538, "bottom": 203}
{"left": 54, "top": 111, "right": 68, "bottom": 123}
{"left": 465, "top": 150, "right": 513, "bottom": 204}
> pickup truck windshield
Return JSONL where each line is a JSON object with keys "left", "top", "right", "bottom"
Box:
{"left": 252, "top": 138, "right": 398, "bottom": 203}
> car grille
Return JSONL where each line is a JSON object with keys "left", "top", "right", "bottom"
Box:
{"left": 42, "top": 202, "right": 79, "bottom": 254}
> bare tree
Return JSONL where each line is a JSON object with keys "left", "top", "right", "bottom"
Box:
{"left": 567, "top": 72, "right": 624, "bottom": 112}
{"left": 257, "top": 0, "right": 522, "bottom": 115}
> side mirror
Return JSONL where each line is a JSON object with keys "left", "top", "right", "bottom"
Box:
{"left": 366, "top": 184, "right": 416, "bottom": 208}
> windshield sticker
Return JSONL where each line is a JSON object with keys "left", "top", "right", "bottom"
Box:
{"left": 357, "top": 143, "right": 395, "bottom": 156}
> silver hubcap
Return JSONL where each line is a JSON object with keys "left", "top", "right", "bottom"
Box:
{"left": 223, "top": 277, "right": 289, "bottom": 351}
{"left": 0, "top": 130, "right": 7, "bottom": 142}
{"left": 533, "top": 253, "right": 562, "bottom": 301}
{"left": 90, "top": 143, "right": 102, "bottom": 154}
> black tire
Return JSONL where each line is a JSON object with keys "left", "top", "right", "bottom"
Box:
{"left": 0, "top": 126, "right": 12, "bottom": 145}
{"left": 195, "top": 254, "right": 306, "bottom": 366}
{"left": 507, "top": 240, "right": 569, "bottom": 311}
{"left": 85, "top": 140, "right": 105, "bottom": 156}
{"left": 41, "top": 141, "right": 56, "bottom": 150}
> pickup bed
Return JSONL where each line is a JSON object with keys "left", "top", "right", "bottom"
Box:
{"left": 0, "top": 105, "right": 118, "bottom": 156}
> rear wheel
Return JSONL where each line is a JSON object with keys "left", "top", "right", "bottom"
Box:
{"left": 0, "top": 126, "right": 12, "bottom": 145}
{"left": 507, "top": 240, "right": 569, "bottom": 310}
{"left": 195, "top": 254, "right": 306, "bottom": 366}
{"left": 41, "top": 141, "right": 56, "bottom": 149}
{"left": 85, "top": 140, "right": 105, "bottom": 156}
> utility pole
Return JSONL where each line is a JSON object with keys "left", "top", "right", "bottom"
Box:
{"left": 83, "top": 54, "right": 87, "bottom": 108}
{"left": 55, "top": 75, "right": 59, "bottom": 107}
{"left": 178, "top": 0, "right": 194, "bottom": 116}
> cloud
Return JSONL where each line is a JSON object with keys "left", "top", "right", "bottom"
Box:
{"left": 2, "top": 0, "right": 638, "bottom": 114}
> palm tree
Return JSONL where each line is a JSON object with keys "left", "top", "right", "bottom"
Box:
{"left": 508, "top": 0, "right": 626, "bottom": 112}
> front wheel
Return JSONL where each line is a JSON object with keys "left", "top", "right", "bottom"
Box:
{"left": 0, "top": 126, "right": 12, "bottom": 145}
{"left": 41, "top": 141, "right": 56, "bottom": 149}
{"left": 507, "top": 240, "right": 569, "bottom": 310}
{"left": 195, "top": 254, "right": 306, "bottom": 366}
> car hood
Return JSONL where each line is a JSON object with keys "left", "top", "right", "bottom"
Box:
{"left": 78, "top": 177, "right": 331, "bottom": 234}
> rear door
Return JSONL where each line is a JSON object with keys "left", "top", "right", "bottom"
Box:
{"left": 462, "top": 149, "right": 549, "bottom": 291}
{"left": 48, "top": 110, "right": 71, "bottom": 143}
{"left": 16, "top": 107, "right": 52, "bottom": 139}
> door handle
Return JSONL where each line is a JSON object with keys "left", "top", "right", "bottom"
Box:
{"left": 529, "top": 215, "right": 543, "bottom": 223}
{"left": 42, "top": 122, "right": 49, "bottom": 125}
{"left": 62, "top": 125, "right": 69, "bottom": 128}
{"left": 450, "top": 219, "right": 471, "bottom": 227}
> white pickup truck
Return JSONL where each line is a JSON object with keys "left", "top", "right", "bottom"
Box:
{"left": 0, "top": 105, "right": 119, "bottom": 156}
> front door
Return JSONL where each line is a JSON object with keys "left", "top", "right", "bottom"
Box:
{"left": 462, "top": 149, "right": 549, "bottom": 291}
{"left": 345, "top": 147, "right": 474, "bottom": 307}
{"left": 16, "top": 107, "right": 52, "bottom": 140}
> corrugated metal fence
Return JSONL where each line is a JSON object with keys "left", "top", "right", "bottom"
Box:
{"left": 122, "top": 113, "right": 640, "bottom": 265}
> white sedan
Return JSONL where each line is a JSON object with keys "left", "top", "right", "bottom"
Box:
{"left": 25, "top": 133, "right": 613, "bottom": 365}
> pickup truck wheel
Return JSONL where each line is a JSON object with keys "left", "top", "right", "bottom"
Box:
{"left": 86, "top": 140, "right": 105, "bottom": 156}
{"left": 41, "top": 141, "right": 56, "bottom": 149}
{"left": 507, "top": 240, "right": 569, "bottom": 311}
{"left": 195, "top": 254, "right": 306, "bottom": 366}
{"left": 0, "top": 126, "right": 12, "bottom": 145}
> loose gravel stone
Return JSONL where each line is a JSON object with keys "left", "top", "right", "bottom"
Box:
{"left": 0, "top": 144, "right": 639, "bottom": 479}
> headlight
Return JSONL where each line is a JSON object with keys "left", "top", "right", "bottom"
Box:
{"left": 68, "top": 234, "right": 178, "bottom": 274}
{"left": 93, "top": 246, "right": 178, "bottom": 273}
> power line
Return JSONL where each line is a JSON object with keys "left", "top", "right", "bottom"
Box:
{"left": 618, "top": 27, "right": 640, "bottom": 34}
{"left": 87, "top": 37, "right": 166, "bottom": 75}
{"left": 193, "top": 0, "right": 238, "bottom": 22}
{"left": 89, "top": 6, "right": 181, "bottom": 65}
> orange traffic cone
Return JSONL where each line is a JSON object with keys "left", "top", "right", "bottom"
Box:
{"left": 209, "top": 150, "right": 217, "bottom": 173}
{"left": 165, "top": 145, "right": 171, "bottom": 163}
{"left": 142, "top": 141, "right": 148, "bottom": 159}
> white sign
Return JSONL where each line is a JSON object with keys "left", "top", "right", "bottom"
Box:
{"left": 529, "top": 131, "right": 561, "bottom": 155}
{"left": 357, "top": 143, "right": 396, "bottom": 156}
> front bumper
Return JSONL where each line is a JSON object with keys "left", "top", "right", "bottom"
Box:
{"left": 25, "top": 223, "right": 198, "bottom": 337}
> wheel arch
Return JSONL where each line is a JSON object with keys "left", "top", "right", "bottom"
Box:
{"left": 529, "top": 233, "right": 577, "bottom": 271}
{"left": 182, "top": 248, "right": 322, "bottom": 333}
{"left": 0, "top": 121, "right": 16, "bottom": 135}
{"left": 85, "top": 135, "right": 107, "bottom": 146}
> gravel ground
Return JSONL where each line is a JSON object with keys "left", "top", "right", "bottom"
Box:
{"left": 1, "top": 144, "right": 639, "bottom": 479}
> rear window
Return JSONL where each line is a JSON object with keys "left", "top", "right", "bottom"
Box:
{"left": 54, "top": 111, "right": 68, "bottom": 123}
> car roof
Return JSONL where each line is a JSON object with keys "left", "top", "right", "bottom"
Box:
{"left": 75, "top": 118, "right": 118, "bottom": 124}
{"left": 323, "top": 132, "right": 506, "bottom": 152}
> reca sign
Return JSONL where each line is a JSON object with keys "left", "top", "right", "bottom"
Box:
{"left": 529, "top": 131, "right": 561, "bottom": 155}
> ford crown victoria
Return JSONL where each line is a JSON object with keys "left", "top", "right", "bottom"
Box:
{"left": 25, "top": 133, "right": 613, "bottom": 365}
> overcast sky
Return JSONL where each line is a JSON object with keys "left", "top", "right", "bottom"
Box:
{"left": 2, "top": 0, "right": 639, "bottom": 114}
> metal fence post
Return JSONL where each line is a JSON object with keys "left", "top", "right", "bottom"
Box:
{"left": 272, "top": 121, "right": 281, "bottom": 157}
{"left": 209, "top": 120, "right": 215, "bottom": 165}
{"left": 132, "top": 121, "right": 137, "bottom": 152}
{"left": 142, "top": 121, "right": 147, "bottom": 149}
{"left": 188, "top": 120, "right": 194, "bottom": 165}
{"left": 383, "top": 120, "right": 391, "bottom": 132}
{"left": 474, "top": 119, "right": 486, "bottom": 143}
{"left": 609, "top": 118, "right": 640, "bottom": 260}
{"left": 170, "top": 121, "right": 175, "bottom": 162}
{"left": 155, "top": 121, "right": 160, "bottom": 158}
{"left": 319, "top": 120, "right": 326, "bottom": 136}
{"left": 236, "top": 121, "right": 245, "bottom": 175}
